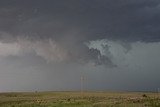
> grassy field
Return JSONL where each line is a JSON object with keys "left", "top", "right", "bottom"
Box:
{"left": 0, "top": 91, "right": 159, "bottom": 107}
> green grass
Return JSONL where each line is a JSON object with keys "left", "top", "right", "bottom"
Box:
{"left": 0, "top": 92, "right": 159, "bottom": 107}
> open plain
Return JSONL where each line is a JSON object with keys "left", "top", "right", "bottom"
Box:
{"left": 0, "top": 91, "right": 159, "bottom": 107}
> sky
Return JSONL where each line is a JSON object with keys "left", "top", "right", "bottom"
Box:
{"left": 0, "top": 0, "right": 160, "bottom": 92}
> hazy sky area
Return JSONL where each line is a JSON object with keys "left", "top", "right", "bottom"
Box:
{"left": 0, "top": 0, "right": 160, "bottom": 92}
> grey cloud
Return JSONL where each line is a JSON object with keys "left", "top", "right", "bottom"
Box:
{"left": 0, "top": 37, "right": 115, "bottom": 66}
{"left": 0, "top": 0, "right": 160, "bottom": 91}
{"left": 1, "top": 0, "right": 160, "bottom": 42}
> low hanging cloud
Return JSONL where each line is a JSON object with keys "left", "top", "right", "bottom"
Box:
{"left": 86, "top": 39, "right": 160, "bottom": 70}
{"left": 0, "top": 36, "right": 114, "bottom": 66}
{"left": 1, "top": 36, "right": 160, "bottom": 70}
{"left": 18, "top": 39, "right": 69, "bottom": 62}
{"left": 0, "top": 38, "right": 70, "bottom": 62}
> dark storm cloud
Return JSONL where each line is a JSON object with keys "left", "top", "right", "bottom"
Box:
{"left": 0, "top": 0, "right": 160, "bottom": 42}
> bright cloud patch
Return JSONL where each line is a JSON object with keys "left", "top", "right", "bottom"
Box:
{"left": 0, "top": 38, "right": 69, "bottom": 62}
{"left": 86, "top": 39, "right": 160, "bottom": 70}
{"left": 0, "top": 42, "right": 21, "bottom": 57}
{"left": 18, "top": 39, "right": 69, "bottom": 62}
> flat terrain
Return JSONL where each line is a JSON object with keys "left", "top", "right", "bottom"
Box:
{"left": 0, "top": 91, "right": 159, "bottom": 107}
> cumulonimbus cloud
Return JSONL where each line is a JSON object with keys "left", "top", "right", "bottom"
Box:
{"left": 0, "top": 36, "right": 114, "bottom": 66}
